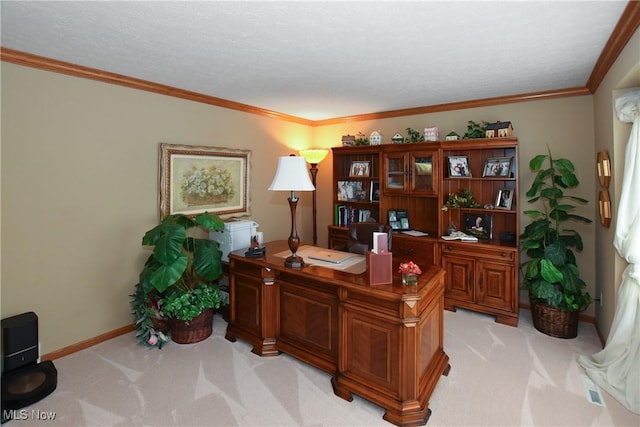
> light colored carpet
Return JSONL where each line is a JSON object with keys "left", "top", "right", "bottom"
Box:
{"left": 9, "top": 309, "right": 640, "bottom": 426}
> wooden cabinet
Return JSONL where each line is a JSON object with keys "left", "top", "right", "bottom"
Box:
{"left": 438, "top": 138, "right": 519, "bottom": 326}
{"left": 392, "top": 233, "right": 439, "bottom": 266}
{"left": 329, "top": 138, "right": 519, "bottom": 326}
{"left": 441, "top": 242, "right": 517, "bottom": 326}
{"left": 382, "top": 148, "right": 438, "bottom": 196}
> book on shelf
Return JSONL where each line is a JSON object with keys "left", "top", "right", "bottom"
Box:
{"left": 441, "top": 231, "right": 478, "bottom": 242}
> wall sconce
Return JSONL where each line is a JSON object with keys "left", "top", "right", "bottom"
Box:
{"left": 596, "top": 150, "right": 611, "bottom": 188}
{"left": 268, "top": 155, "right": 315, "bottom": 268}
{"left": 599, "top": 189, "right": 612, "bottom": 228}
{"left": 299, "top": 149, "right": 329, "bottom": 246}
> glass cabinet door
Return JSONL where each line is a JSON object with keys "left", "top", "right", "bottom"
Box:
{"left": 411, "top": 151, "right": 437, "bottom": 195}
{"left": 384, "top": 153, "right": 407, "bottom": 193}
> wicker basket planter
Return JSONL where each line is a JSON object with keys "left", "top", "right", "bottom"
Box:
{"left": 530, "top": 298, "right": 579, "bottom": 339}
{"left": 170, "top": 308, "right": 214, "bottom": 344}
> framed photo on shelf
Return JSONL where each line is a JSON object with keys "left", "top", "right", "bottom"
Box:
{"left": 388, "top": 209, "right": 409, "bottom": 230}
{"left": 349, "top": 161, "right": 370, "bottom": 177}
{"left": 483, "top": 157, "right": 512, "bottom": 177}
{"left": 337, "top": 181, "right": 363, "bottom": 201}
{"left": 447, "top": 156, "right": 471, "bottom": 177}
{"left": 495, "top": 188, "right": 514, "bottom": 210}
{"left": 370, "top": 180, "right": 380, "bottom": 202}
{"left": 464, "top": 213, "right": 493, "bottom": 240}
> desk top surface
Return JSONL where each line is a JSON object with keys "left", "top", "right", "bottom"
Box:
{"left": 229, "top": 240, "right": 444, "bottom": 299}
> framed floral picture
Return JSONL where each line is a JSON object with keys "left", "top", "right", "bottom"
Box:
{"left": 159, "top": 143, "right": 251, "bottom": 219}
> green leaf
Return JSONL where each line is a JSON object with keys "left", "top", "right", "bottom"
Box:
{"left": 149, "top": 254, "right": 188, "bottom": 292}
{"left": 193, "top": 239, "right": 222, "bottom": 281}
{"left": 529, "top": 155, "right": 547, "bottom": 171}
{"left": 195, "top": 211, "right": 225, "bottom": 231}
{"left": 540, "top": 258, "right": 563, "bottom": 283}
{"left": 544, "top": 242, "right": 567, "bottom": 267}
{"left": 153, "top": 224, "right": 186, "bottom": 264}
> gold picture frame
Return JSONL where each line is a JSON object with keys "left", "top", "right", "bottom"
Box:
{"left": 159, "top": 143, "right": 251, "bottom": 219}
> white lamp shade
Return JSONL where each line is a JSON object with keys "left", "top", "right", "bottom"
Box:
{"left": 268, "top": 156, "right": 315, "bottom": 191}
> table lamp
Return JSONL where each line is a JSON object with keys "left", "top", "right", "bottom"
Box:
{"left": 299, "top": 148, "right": 329, "bottom": 245}
{"left": 268, "top": 155, "right": 315, "bottom": 268}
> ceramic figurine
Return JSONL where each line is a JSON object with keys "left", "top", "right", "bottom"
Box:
{"left": 370, "top": 131, "right": 382, "bottom": 145}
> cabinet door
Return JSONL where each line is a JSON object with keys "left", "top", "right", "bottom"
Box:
{"left": 476, "top": 260, "right": 513, "bottom": 311}
{"left": 442, "top": 254, "right": 474, "bottom": 302}
{"left": 410, "top": 150, "right": 437, "bottom": 195}
{"left": 383, "top": 152, "right": 407, "bottom": 193}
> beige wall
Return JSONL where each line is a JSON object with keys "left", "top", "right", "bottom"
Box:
{"left": 1, "top": 63, "right": 314, "bottom": 354}
{"left": 592, "top": 27, "right": 640, "bottom": 339}
{"left": 2, "top": 31, "right": 638, "bottom": 354}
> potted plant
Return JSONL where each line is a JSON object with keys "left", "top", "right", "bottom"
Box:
{"left": 520, "top": 148, "right": 592, "bottom": 338}
{"left": 135, "top": 211, "right": 226, "bottom": 344}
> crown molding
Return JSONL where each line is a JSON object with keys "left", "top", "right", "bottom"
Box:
{"left": 0, "top": 47, "right": 314, "bottom": 127}
{"left": 2, "top": 1, "right": 637, "bottom": 128}
{"left": 586, "top": 0, "right": 640, "bottom": 92}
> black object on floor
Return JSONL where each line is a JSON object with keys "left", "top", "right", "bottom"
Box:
{"left": 1, "top": 312, "right": 58, "bottom": 423}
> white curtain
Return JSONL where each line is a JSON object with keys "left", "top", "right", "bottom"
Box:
{"left": 578, "top": 90, "right": 640, "bottom": 414}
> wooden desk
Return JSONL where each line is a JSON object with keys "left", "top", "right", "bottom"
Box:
{"left": 225, "top": 240, "right": 450, "bottom": 426}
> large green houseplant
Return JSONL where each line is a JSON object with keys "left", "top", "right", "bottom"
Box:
{"left": 520, "top": 149, "right": 592, "bottom": 336}
{"left": 134, "top": 211, "right": 225, "bottom": 345}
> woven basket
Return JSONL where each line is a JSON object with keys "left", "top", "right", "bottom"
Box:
{"left": 530, "top": 298, "right": 578, "bottom": 339}
{"left": 170, "top": 308, "right": 214, "bottom": 344}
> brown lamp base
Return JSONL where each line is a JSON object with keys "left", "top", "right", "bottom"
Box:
{"left": 285, "top": 255, "right": 305, "bottom": 268}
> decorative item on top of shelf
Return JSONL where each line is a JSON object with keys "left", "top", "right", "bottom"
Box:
{"left": 463, "top": 120, "right": 489, "bottom": 139}
{"left": 404, "top": 127, "right": 423, "bottom": 143}
{"left": 447, "top": 155, "right": 471, "bottom": 177}
{"left": 596, "top": 150, "right": 611, "bottom": 188}
{"left": 464, "top": 213, "right": 493, "bottom": 240}
{"left": 445, "top": 130, "right": 460, "bottom": 140}
{"left": 354, "top": 132, "right": 370, "bottom": 146}
{"left": 349, "top": 161, "right": 370, "bottom": 177}
{"left": 369, "top": 130, "right": 383, "bottom": 145}
{"left": 391, "top": 132, "right": 405, "bottom": 144}
{"left": 485, "top": 121, "right": 514, "bottom": 138}
{"left": 495, "top": 188, "right": 514, "bottom": 210}
{"left": 342, "top": 135, "right": 356, "bottom": 146}
{"left": 520, "top": 148, "right": 592, "bottom": 337}
{"left": 483, "top": 156, "right": 513, "bottom": 177}
{"left": 424, "top": 127, "right": 439, "bottom": 142}
{"left": 442, "top": 188, "right": 481, "bottom": 211}
{"left": 399, "top": 261, "right": 422, "bottom": 286}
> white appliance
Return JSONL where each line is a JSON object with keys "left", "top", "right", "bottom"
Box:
{"left": 210, "top": 219, "right": 259, "bottom": 262}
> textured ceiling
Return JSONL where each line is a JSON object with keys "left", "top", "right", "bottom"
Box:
{"left": 0, "top": 1, "right": 630, "bottom": 121}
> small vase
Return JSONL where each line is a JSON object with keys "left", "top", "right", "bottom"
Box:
{"left": 402, "top": 273, "right": 418, "bottom": 286}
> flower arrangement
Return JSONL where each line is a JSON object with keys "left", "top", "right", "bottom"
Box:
{"left": 399, "top": 261, "right": 422, "bottom": 285}
{"left": 180, "top": 165, "right": 234, "bottom": 205}
{"left": 399, "top": 261, "right": 422, "bottom": 275}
